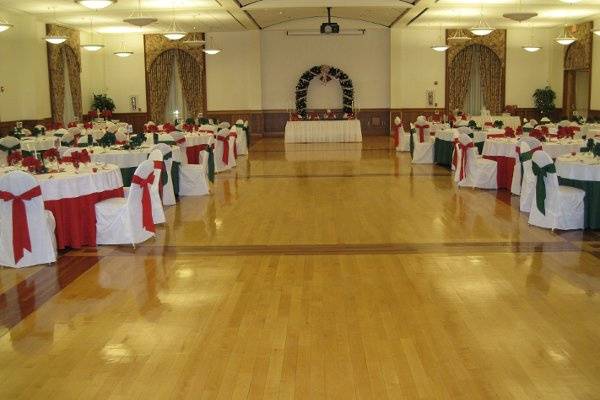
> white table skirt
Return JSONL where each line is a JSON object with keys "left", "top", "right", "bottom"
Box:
{"left": 184, "top": 133, "right": 215, "bottom": 147}
{"left": 89, "top": 146, "right": 182, "bottom": 169}
{"left": 482, "top": 139, "right": 584, "bottom": 159}
{"left": 470, "top": 116, "right": 521, "bottom": 129}
{"left": 285, "top": 120, "right": 362, "bottom": 143}
{"left": 556, "top": 154, "right": 600, "bottom": 182}
{"left": 0, "top": 164, "right": 123, "bottom": 201}
{"left": 285, "top": 143, "right": 362, "bottom": 161}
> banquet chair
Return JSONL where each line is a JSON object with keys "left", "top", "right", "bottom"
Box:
{"left": 175, "top": 133, "right": 210, "bottom": 197}
{"left": 234, "top": 119, "right": 248, "bottom": 156}
{"left": 411, "top": 116, "right": 434, "bottom": 164}
{"left": 76, "top": 133, "right": 94, "bottom": 147}
{"left": 68, "top": 127, "right": 81, "bottom": 137}
{"left": 95, "top": 160, "right": 158, "bottom": 246}
{"left": 146, "top": 150, "right": 167, "bottom": 224}
{"left": 528, "top": 150, "right": 585, "bottom": 230}
{"left": 512, "top": 138, "right": 542, "bottom": 197}
{"left": 519, "top": 142, "right": 540, "bottom": 212}
{"left": 106, "top": 123, "right": 118, "bottom": 134}
{"left": 214, "top": 128, "right": 236, "bottom": 172}
{"left": 115, "top": 130, "right": 128, "bottom": 144}
{"left": 454, "top": 133, "right": 497, "bottom": 189}
{"left": 170, "top": 132, "right": 188, "bottom": 164}
{"left": 218, "top": 122, "right": 231, "bottom": 130}
{"left": 151, "top": 144, "right": 176, "bottom": 206}
{"left": 0, "top": 136, "right": 21, "bottom": 166}
{"left": 393, "top": 117, "right": 410, "bottom": 152}
{"left": 20, "top": 128, "right": 32, "bottom": 137}
{"left": 92, "top": 129, "right": 105, "bottom": 142}
{"left": 199, "top": 124, "right": 217, "bottom": 135}
{"left": 0, "top": 171, "right": 56, "bottom": 268}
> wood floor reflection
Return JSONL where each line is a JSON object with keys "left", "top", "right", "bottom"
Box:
{"left": 1, "top": 137, "right": 599, "bottom": 399}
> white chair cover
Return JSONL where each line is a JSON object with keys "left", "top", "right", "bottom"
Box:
{"left": 95, "top": 160, "right": 157, "bottom": 246}
{"left": 393, "top": 117, "right": 410, "bottom": 152}
{"left": 170, "top": 132, "right": 188, "bottom": 164}
{"left": 519, "top": 142, "right": 537, "bottom": 212}
{"left": 0, "top": 171, "right": 56, "bottom": 268}
{"left": 147, "top": 149, "right": 167, "bottom": 223}
{"left": 20, "top": 128, "right": 32, "bottom": 137}
{"left": 528, "top": 151, "right": 585, "bottom": 230}
{"left": 151, "top": 144, "right": 176, "bottom": 206}
{"left": 199, "top": 124, "right": 217, "bottom": 135}
{"left": 214, "top": 128, "right": 236, "bottom": 172}
{"left": 454, "top": 133, "right": 497, "bottom": 189}
{"left": 59, "top": 131, "right": 76, "bottom": 147}
{"left": 234, "top": 119, "right": 248, "bottom": 156}
{"left": 0, "top": 136, "right": 21, "bottom": 166}
{"left": 68, "top": 127, "right": 81, "bottom": 136}
{"left": 412, "top": 117, "right": 434, "bottom": 164}
{"left": 92, "top": 129, "right": 105, "bottom": 141}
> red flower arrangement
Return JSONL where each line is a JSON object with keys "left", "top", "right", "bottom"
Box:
{"left": 43, "top": 148, "right": 60, "bottom": 162}
{"left": 145, "top": 124, "right": 158, "bottom": 133}
{"left": 7, "top": 151, "right": 23, "bottom": 166}
{"left": 22, "top": 156, "right": 41, "bottom": 173}
{"left": 84, "top": 122, "right": 93, "bottom": 129}
{"left": 162, "top": 123, "right": 176, "bottom": 133}
{"left": 102, "top": 110, "right": 113, "bottom": 119}
{"left": 182, "top": 124, "right": 194, "bottom": 132}
{"left": 504, "top": 127, "right": 515, "bottom": 138}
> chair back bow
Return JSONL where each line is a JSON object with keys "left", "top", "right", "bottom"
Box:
{"left": 415, "top": 124, "right": 429, "bottom": 143}
{"left": 131, "top": 173, "right": 155, "bottom": 233}
{"left": 0, "top": 185, "right": 42, "bottom": 263}
{"left": 393, "top": 120, "right": 402, "bottom": 148}
{"left": 217, "top": 135, "right": 230, "bottom": 164}
{"left": 458, "top": 142, "right": 474, "bottom": 181}
{"left": 504, "top": 127, "right": 515, "bottom": 138}
{"left": 532, "top": 161, "right": 556, "bottom": 215}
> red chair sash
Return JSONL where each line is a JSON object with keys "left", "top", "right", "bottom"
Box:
{"left": 217, "top": 136, "right": 230, "bottom": 164}
{"left": 131, "top": 173, "right": 155, "bottom": 233}
{"left": 393, "top": 124, "right": 402, "bottom": 147}
{"left": 153, "top": 160, "right": 165, "bottom": 199}
{"left": 229, "top": 132, "right": 238, "bottom": 159}
{"left": 416, "top": 124, "right": 429, "bottom": 143}
{"left": 452, "top": 138, "right": 459, "bottom": 170}
{"left": 175, "top": 137, "right": 186, "bottom": 144}
{"left": 0, "top": 185, "right": 42, "bottom": 263}
{"left": 458, "top": 142, "right": 474, "bottom": 181}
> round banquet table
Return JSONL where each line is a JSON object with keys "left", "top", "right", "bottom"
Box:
{"left": 20, "top": 136, "right": 60, "bottom": 153}
{"left": 0, "top": 164, "right": 124, "bottom": 249}
{"left": 482, "top": 138, "right": 584, "bottom": 190}
{"left": 556, "top": 153, "right": 600, "bottom": 229}
{"left": 89, "top": 146, "right": 182, "bottom": 194}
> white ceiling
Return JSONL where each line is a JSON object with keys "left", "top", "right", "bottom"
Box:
{"left": 0, "top": 0, "right": 598, "bottom": 33}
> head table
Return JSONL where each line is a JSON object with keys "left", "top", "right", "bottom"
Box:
{"left": 0, "top": 164, "right": 124, "bottom": 249}
{"left": 556, "top": 153, "right": 600, "bottom": 229}
{"left": 285, "top": 120, "right": 363, "bottom": 143}
{"left": 482, "top": 138, "right": 584, "bottom": 189}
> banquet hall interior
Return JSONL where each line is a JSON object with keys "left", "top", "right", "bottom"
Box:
{"left": 1, "top": 0, "right": 600, "bottom": 398}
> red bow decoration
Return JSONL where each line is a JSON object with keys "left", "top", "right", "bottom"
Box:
{"left": 416, "top": 124, "right": 429, "bottom": 143}
{"left": 504, "top": 127, "right": 515, "bottom": 138}
{"left": 145, "top": 124, "right": 158, "bottom": 133}
{"left": 557, "top": 126, "right": 574, "bottom": 139}
{"left": 516, "top": 126, "right": 523, "bottom": 136}
{"left": 452, "top": 138, "right": 459, "bottom": 170}
{"left": 217, "top": 136, "right": 230, "bottom": 164}
{"left": 0, "top": 185, "right": 43, "bottom": 263}
{"left": 131, "top": 173, "right": 156, "bottom": 233}
{"left": 458, "top": 142, "right": 474, "bottom": 181}
{"left": 540, "top": 126, "right": 549, "bottom": 135}
{"left": 84, "top": 122, "right": 93, "bottom": 129}
{"left": 7, "top": 152, "right": 23, "bottom": 166}
{"left": 42, "top": 148, "right": 60, "bottom": 161}
{"left": 393, "top": 123, "right": 402, "bottom": 148}
{"left": 153, "top": 160, "right": 165, "bottom": 199}
{"left": 484, "top": 122, "right": 493, "bottom": 127}
{"left": 62, "top": 149, "right": 91, "bottom": 166}
{"left": 229, "top": 132, "right": 238, "bottom": 159}
{"left": 22, "top": 157, "right": 41, "bottom": 173}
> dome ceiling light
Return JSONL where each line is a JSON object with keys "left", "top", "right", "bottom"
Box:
{"left": 75, "top": 0, "right": 117, "bottom": 10}
{"left": 123, "top": 0, "right": 157, "bottom": 27}
{"left": 81, "top": 16, "right": 104, "bottom": 52}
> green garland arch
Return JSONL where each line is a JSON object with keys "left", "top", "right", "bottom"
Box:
{"left": 295, "top": 65, "right": 354, "bottom": 117}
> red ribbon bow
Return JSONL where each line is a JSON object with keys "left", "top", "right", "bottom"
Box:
{"left": 145, "top": 125, "right": 158, "bottom": 133}
{"left": 217, "top": 136, "right": 230, "bottom": 164}
{"left": 0, "top": 185, "right": 42, "bottom": 263}
{"left": 229, "top": 132, "right": 238, "bottom": 159}
{"left": 416, "top": 125, "right": 429, "bottom": 143}
{"left": 458, "top": 142, "right": 474, "bottom": 181}
{"left": 153, "top": 160, "right": 165, "bottom": 199}
{"left": 393, "top": 123, "right": 402, "bottom": 148}
{"left": 131, "top": 173, "right": 156, "bottom": 233}
{"left": 504, "top": 127, "right": 515, "bottom": 138}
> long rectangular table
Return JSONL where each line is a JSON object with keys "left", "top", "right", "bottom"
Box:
{"left": 285, "top": 120, "right": 363, "bottom": 143}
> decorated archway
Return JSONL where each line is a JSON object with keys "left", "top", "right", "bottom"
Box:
{"left": 295, "top": 65, "right": 354, "bottom": 116}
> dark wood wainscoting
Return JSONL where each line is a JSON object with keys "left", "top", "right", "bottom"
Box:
{"left": 112, "top": 112, "right": 148, "bottom": 134}
{"left": 0, "top": 118, "right": 53, "bottom": 137}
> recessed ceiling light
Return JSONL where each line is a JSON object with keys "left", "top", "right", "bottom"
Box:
{"left": 75, "top": 0, "right": 117, "bottom": 9}
{"left": 45, "top": 35, "right": 68, "bottom": 44}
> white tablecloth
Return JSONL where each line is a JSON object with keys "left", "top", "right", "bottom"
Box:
{"left": 435, "top": 129, "right": 486, "bottom": 143}
{"left": 470, "top": 115, "right": 521, "bottom": 129}
{"left": 285, "top": 120, "right": 362, "bottom": 143}
{"left": 556, "top": 154, "right": 600, "bottom": 181}
{"left": 20, "top": 136, "right": 60, "bottom": 152}
{"left": 89, "top": 146, "right": 182, "bottom": 169}
{"left": 482, "top": 139, "right": 584, "bottom": 159}
{"left": 0, "top": 164, "right": 123, "bottom": 201}
{"left": 184, "top": 133, "right": 215, "bottom": 148}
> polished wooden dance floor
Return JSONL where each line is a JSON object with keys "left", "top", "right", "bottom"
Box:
{"left": 1, "top": 137, "right": 600, "bottom": 399}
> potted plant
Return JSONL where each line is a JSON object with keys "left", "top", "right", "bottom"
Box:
{"left": 533, "top": 86, "right": 556, "bottom": 119}
{"left": 91, "top": 93, "right": 116, "bottom": 118}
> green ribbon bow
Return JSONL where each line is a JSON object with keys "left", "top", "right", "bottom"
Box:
{"left": 0, "top": 143, "right": 21, "bottom": 154}
{"left": 206, "top": 147, "right": 215, "bottom": 183}
{"left": 409, "top": 129, "right": 415, "bottom": 158}
{"left": 532, "top": 161, "right": 556, "bottom": 215}
{"left": 519, "top": 149, "right": 533, "bottom": 187}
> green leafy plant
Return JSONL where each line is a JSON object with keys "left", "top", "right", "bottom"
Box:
{"left": 92, "top": 93, "right": 116, "bottom": 112}
{"left": 533, "top": 86, "right": 556, "bottom": 118}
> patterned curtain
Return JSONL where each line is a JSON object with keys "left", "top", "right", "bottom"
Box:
{"left": 448, "top": 46, "right": 474, "bottom": 112}
{"left": 64, "top": 47, "right": 83, "bottom": 119}
{"left": 50, "top": 52, "right": 66, "bottom": 124}
{"left": 149, "top": 50, "right": 176, "bottom": 122}
{"left": 176, "top": 49, "right": 204, "bottom": 118}
{"left": 479, "top": 45, "right": 503, "bottom": 114}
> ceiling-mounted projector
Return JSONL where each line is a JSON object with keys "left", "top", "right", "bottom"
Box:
{"left": 320, "top": 7, "right": 339, "bottom": 34}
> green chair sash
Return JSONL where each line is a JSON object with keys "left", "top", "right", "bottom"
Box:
{"left": 532, "top": 161, "right": 556, "bottom": 215}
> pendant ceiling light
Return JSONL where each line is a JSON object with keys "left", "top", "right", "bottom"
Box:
{"left": 203, "top": 36, "right": 221, "bottom": 55}
{"left": 163, "top": 4, "right": 186, "bottom": 41}
{"left": 503, "top": 0, "right": 536, "bottom": 22}
{"left": 114, "top": 41, "right": 133, "bottom": 57}
{"left": 183, "top": 16, "right": 205, "bottom": 47}
{"left": 593, "top": 29, "right": 600, "bottom": 36}
{"left": 44, "top": 8, "right": 68, "bottom": 44}
{"left": 522, "top": 25, "right": 542, "bottom": 53}
{"left": 0, "top": 16, "right": 13, "bottom": 33}
{"left": 430, "top": 25, "right": 448, "bottom": 52}
{"left": 124, "top": 0, "right": 157, "bottom": 27}
{"left": 75, "top": 0, "right": 117, "bottom": 9}
{"left": 470, "top": 4, "right": 494, "bottom": 36}
{"left": 81, "top": 16, "right": 104, "bottom": 52}
{"left": 555, "top": 25, "right": 577, "bottom": 46}
{"left": 559, "top": 0, "right": 581, "bottom": 3}
{"left": 447, "top": 28, "right": 470, "bottom": 43}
